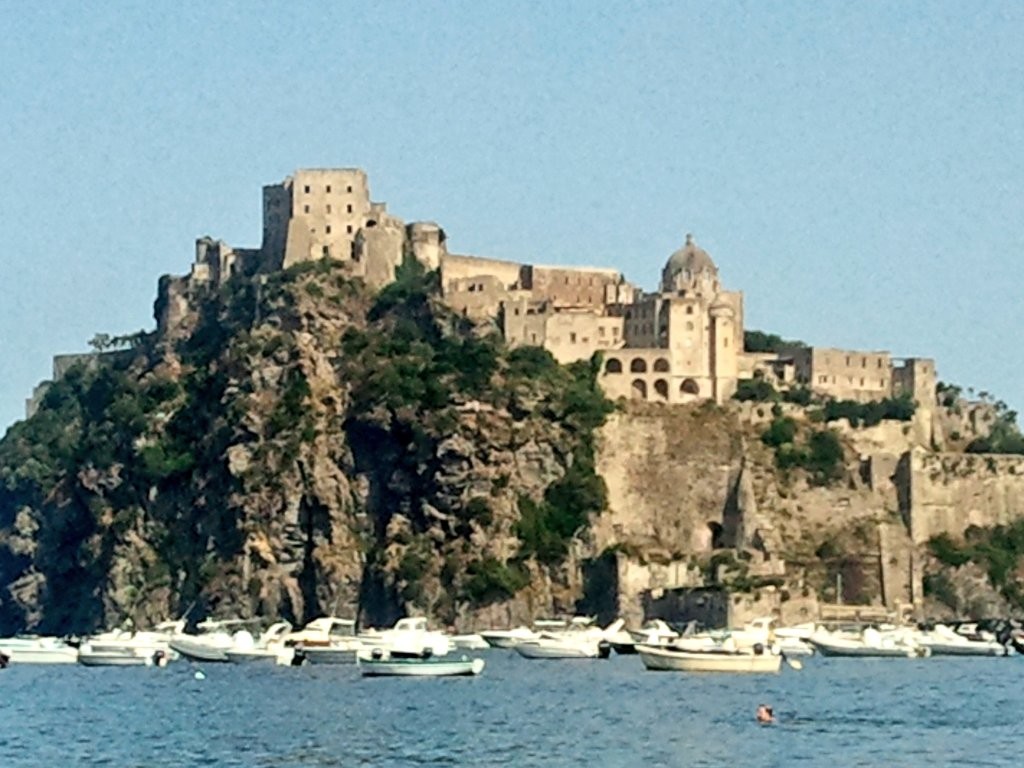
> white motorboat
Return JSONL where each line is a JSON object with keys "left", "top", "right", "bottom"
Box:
{"left": 479, "top": 625, "right": 541, "bottom": 649}
{"left": 513, "top": 618, "right": 621, "bottom": 660}
{"left": 0, "top": 636, "right": 79, "bottom": 664}
{"left": 290, "top": 617, "right": 362, "bottom": 664}
{"left": 450, "top": 633, "right": 490, "bottom": 650}
{"left": 169, "top": 619, "right": 265, "bottom": 662}
{"left": 918, "top": 624, "right": 1007, "bottom": 657}
{"left": 81, "top": 619, "right": 184, "bottom": 663}
{"left": 358, "top": 617, "right": 451, "bottom": 658}
{"left": 78, "top": 648, "right": 167, "bottom": 667}
{"left": 809, "top": 626, "right": 929, "bottom": 658}
{"left": 637, "top": 644, "right": 783, "bottom": 673}
{"left": 358, "top": 650, "right": 485, "bottom": 677}
{"left": 224, "top": 622, "right": 295, "bottom": 665}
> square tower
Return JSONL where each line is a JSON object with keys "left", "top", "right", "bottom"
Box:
{"left": 261, "top": 168, "right": 373, "bottom": 269}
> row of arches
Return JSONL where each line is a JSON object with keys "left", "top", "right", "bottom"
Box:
{"left": 629, "top": 378, "right": 701, "bottom": 400}
{"left": 606, "top": 357, "right": 670, "bottom": 374}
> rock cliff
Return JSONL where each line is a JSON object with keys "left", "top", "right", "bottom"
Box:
{"left": 3, "top": 259, "right": 1024, "bottom": 634}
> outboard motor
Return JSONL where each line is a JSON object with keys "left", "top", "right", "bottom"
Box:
{"left": 291, "top": 647, "right": 306, "bottom": 667}
{"left": 0, "top": 650, "right": 9, "bottom": 669}
{"left": 421, "top": 648, "right": 433, "bottom": 660}
{"left": 597, "top": 641, "right": 612, "bottom": 660}
{"left": 752, "top": 643, "right": 765, "bottom": 656}
{"left": 371, "top": 648, "right": 384, "bottom": 660}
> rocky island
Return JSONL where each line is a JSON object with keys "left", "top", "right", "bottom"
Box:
{"left": 3, "top": 168, "right": 1023, "bottom": 635}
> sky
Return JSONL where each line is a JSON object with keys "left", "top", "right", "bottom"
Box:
{"left": 2, "top": 1, "right": 1023, "bottom": 434}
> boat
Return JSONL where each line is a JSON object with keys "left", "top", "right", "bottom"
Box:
{"left": 0, "top": 636, "right": 79, "bottom": 664}
{"left": 808, "top": 626, "right": 929, "bottom": 658}
{"left": 917, "top": 623, "right": 1007, "bottom": 657}
{"left": 637, "top": 644, "right": 783, "bottom": 673}
{"left": 479, "top": 625, "right": 541, "bottom": 649}
{"left": 290, "top": 617, "right": 362, "bottom": 664}
{"left": 513, "top": 618, "right": 621, "bottom": 660}
{"left": 169, "top": 619, "right": 265, "bottom": 662}
{"left": 358, "top": 617, "right": 451, "bottom": 658}
{"left": 81, "top": 619, "right": 184, "bottom": 662}
{"left": 78, "top": 647, "right": 165, "bottom": 667}
{"left": 223, "top": 622, "right": 294, "bottom": 665}
{"left": 449, "top": 633, "right": 490, "bottom": 650}
{"left": 358, "top": 650, "right": 485, "bottom": 677}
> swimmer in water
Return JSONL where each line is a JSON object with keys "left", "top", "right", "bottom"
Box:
{"left": 756, "top": 704, "right": 775, "bottom": 724}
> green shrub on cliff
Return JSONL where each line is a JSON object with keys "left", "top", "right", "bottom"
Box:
{"left": 462, "top": 557, "right": 529, "bottom": 606}
{"left": 927, "top": 522, "right": 1024, "bottom": 609}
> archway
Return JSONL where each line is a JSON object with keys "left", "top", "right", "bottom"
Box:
{"left": 631, "top": 379, "right": 647, "bottom": 399}
{"left": 680, "top": 378, "right": 700, "bottom": 396}
{"left": 653, "top": 358, "right": 670, "bottom": 373}
{"left": 654, "top": 379, "right": 669, "bottom": 401}
{"left": 630, "top": 358, "right": 647, "bottom": 373}
{"left": 605, "top": 358, "right": 623, "bottom": 374}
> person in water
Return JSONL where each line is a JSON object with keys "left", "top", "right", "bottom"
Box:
{"left": 756, "top": 704, "right": 775, "bottom": 723}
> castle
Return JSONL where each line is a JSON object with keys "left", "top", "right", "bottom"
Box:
{"left": 32, "top": 168, "right": 935, "bottom": 419}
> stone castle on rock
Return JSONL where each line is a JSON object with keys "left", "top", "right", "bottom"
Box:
{"left": 156, "top": 167, "right": 934, "bottom": 413}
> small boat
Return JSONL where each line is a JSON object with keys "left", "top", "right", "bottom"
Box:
{"left": 449, "top": 633, "right": 490, "bottom": 650}
{"left": 479, "top": 625, "right": 541, "bottom": 649}
{"left": 637, "top": 644, "right": 783, "bottom": 674}
{"left": 0, "top": 636, "right": 79, "bottom": 664}
{"left": 917, "top": 624, "right": 1007, "bottom": 657}
{"left": 513, "top": 619, "right": 621, "bottom": 660}
{"left": 78, "top": 648, "right": 164, "bottom": 667}
{"left": 808, "top": 627, "right": 929, "bottom": 658}
{"left": 358, "top": 617, "right": 451, "bottom": 658}
{"left": 359, "top": 651, "right": 485, "bottom": 677}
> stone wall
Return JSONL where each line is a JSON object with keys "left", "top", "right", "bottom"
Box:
{"left": 904, "top": 449, "right": 1024, "bottom": 544}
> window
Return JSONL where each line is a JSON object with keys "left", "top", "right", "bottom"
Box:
{"left": 346, "top": 225, "right": 353, "bottom": 234}
{"left": 598, "top": 327, "right": 605, "bottom": 337}
{"left": 686, "top": 306, "right": 693, "bottom": 315}
{"left": 326, "top": 185, "right": 332, "bottom": 193}
{"left": 724, "top": 337, "right": 729, "bottom": 347}
{"left": 304, "top": 185, "right": 310, "bottom": 193}
{"left": 325, "top": 225, "right": 332, "bottom": 234}
{"left": 531, "top": 333, "right": 537, "bottom": 343}
{"left": 326, "top": 205, "right": 332, "bottom": 214}
{"left": 347, "top": 204, "right": 353, "bottom": 214}
{"left": 322, "top": 245, "right": 329, "bottom": 257}
{"left": 346, "top": 185, "right": 353, "bottom": 193}
{"left": 862, "top": 357, "right": 867, "bottom": 368}
{"left": 877, "top": 359, "right": 883, "bottom": 368}
{"left": 819, "top": 375, "right": 828, "bottom": 384}
{"left": 570, "top": 333, "right": 577, "bottom": 343}
{"left": 612, "top": 327, "right": 619, "bottom": 338}
{"left": 845, "top": 356, "right": 850, "bottom": 366}
{"left": 303, "top": 204, "right": 310, "bottom": 214}
{"left": 860, "top": 378, "right": 865, "bottom": 386}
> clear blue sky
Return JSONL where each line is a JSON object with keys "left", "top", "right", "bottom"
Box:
{"left": 3, "top": 1, "right": 1023, "bottom": 433}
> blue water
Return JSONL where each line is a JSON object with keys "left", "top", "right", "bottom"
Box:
{"left": 1, "top": 653, "right": 1021, "bottom": 766}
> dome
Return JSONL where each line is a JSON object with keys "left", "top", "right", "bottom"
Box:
{"left": 665, "top": 234, "right": 716, "bottom": 276}
{"left": 661, "top": 234, "right": 718, "bottom": 292}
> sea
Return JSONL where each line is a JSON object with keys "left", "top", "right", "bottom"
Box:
{"left": 1, "top": 652, "right": 1020, "bottom": 767}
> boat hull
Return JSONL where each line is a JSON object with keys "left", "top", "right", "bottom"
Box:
{"left": 514, "top": 641, "right": 605, "bottom": 659}
{"left": 920, "top": 642, "right": 1006, "bottom": 657}
{"left": 637, "top": 645, "right": 782, "bottom": 673}
{"left": 78, "top": 651, "right": 151, "bottom": 667}
{"left": 301, "top": 646, "right": 359, "bottom": 665}
{"left": 360, "top": 657, "right": 485, "bottom": 677}
{"left": 0, "top": 640, "right": 79, "bottom": 665}
{"left": 224, "top": 649, "right": 281, "bottom": 664}
{"left": 809, "top": 639, "right": 922, "bottom": 658}
{"left": 169, "top": 638, "right": 230, "bottom": 662}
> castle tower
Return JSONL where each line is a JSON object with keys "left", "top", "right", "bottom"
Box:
{"left": 261, "top": 169, "right": 373, "bottom": 270}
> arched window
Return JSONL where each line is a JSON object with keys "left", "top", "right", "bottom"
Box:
{"left": 605, "top": 358, "right": 623, "bottom": 374}
{"left": 631, "top": 379, "right": 647, "bottom": 399}
{"left": 680, "top": 378, "right": 700, "bottom": 396}
{"left": 654, "top": 379, "right": 669, "bottom": 400}
{"left": 630, "top": 358, "right": 647, "bottom": 373}
{"left": 653, "top": 358, "right": 670, "bottom": 373}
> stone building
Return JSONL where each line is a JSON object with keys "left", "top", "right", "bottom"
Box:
{"left": 148, "top": 167, "right": 938, "bottom": 412}
{"left": 598, "top": 236, "right": 745, "bottom": 405}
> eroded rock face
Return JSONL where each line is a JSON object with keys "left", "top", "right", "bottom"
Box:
{"left": 0, "top": 264, "right": 606, "bottom": 633}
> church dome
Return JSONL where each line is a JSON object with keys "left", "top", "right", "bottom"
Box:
{"left": 661, "top": 234, "right": 718, "bottom": 292}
